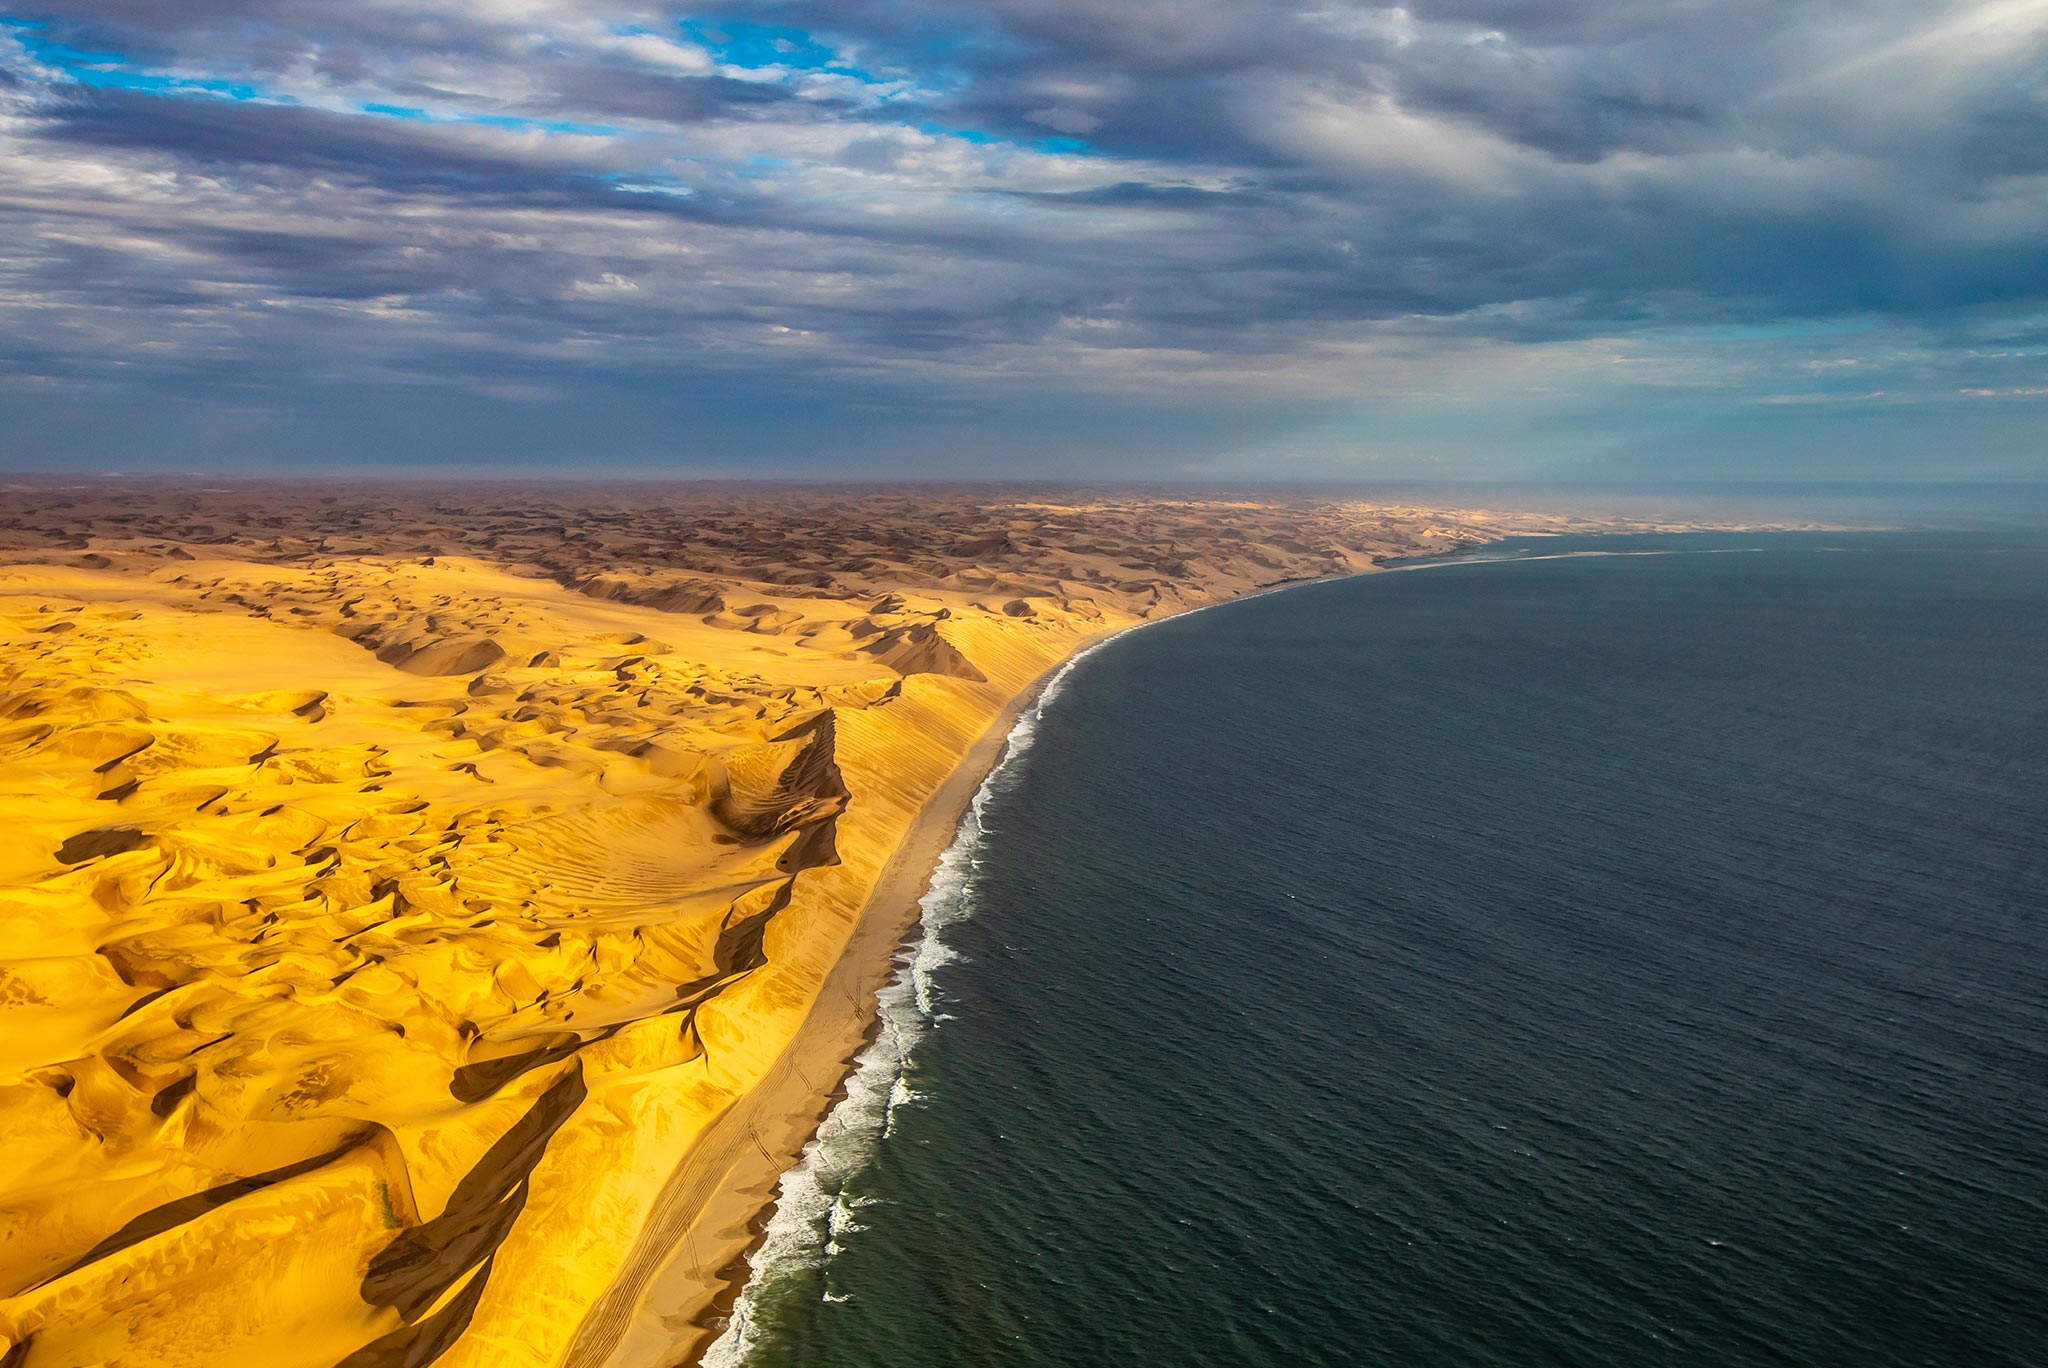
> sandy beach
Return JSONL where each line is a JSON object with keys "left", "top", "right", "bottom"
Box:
{"left": 0, "top": 483, "right": 1756, "bottom": 1367}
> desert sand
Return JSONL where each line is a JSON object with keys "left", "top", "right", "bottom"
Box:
{"left": 0, "top": 482, "right": 1693, "bottom": 1367}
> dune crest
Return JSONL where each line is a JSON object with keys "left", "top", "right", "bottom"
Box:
{"left": 0, "top": 484, "right": 1705, "bottom": 1367}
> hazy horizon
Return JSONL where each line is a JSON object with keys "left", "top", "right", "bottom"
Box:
{"left": 9, "top": 468, "right": 2047, "bottom": 534}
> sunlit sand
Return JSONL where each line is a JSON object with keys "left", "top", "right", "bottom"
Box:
{"left": 0, "top": 482, "right": 1726, "bottom": 1366}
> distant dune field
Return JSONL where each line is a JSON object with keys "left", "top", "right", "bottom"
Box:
{"left": 0, "top": 484, "right": 1649, "bottom": 1368}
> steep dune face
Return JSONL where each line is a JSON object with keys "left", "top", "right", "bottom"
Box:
{"left": 0, "top": 484, "right": 1612, "bottom": 1368}
{"left": 0, "top": 571, "right": 1013, "bottom": 1368}
{"left": 574, "top": 575, "right": 727, "bottom": 618}
{"left": 859, "top": 619, "right": 988, "bottom": 682}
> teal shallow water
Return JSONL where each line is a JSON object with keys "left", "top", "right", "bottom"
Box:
{"left": 705, "top": 531, "right": 2048, "bottom": 1368}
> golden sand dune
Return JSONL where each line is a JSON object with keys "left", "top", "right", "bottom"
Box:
{"left": 0, "top": 483, "right": 1671, "bottom": 1367}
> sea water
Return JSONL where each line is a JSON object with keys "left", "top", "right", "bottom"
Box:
{"left": 703, "top": 529, "right": 2048, "bottom": 1368}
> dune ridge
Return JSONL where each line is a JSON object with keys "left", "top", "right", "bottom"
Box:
{"left": 0, "top": 484, "right": 1747, "bottom": 1367}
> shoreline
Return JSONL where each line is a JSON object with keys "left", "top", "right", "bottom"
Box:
{"left": 592, "top": 523, "right": 1839, "bottom": 1365}
{"left": 590, "top": 565, "right": 1392, "bottom": 1368}
{"left": 660, "top": 525, "right": 2048, "bottom": 1368}
{"left": 0, "top": 490, "right": 1815, "bottom": 1367}
{"left": 559, "top": 614, "right": 1137, "bottom": 1368}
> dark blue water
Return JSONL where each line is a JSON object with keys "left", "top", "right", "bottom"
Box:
{"left": 709, "top": 531, "right": 2048, "bottom": 1368}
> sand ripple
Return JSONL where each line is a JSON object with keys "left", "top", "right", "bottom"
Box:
{"left": 0, "top": 483, "right": 1603, "bottom": 1367}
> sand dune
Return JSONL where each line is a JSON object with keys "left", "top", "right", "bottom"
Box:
{"left": 0, "top": 483, "right": 1704, "bottom": 1367}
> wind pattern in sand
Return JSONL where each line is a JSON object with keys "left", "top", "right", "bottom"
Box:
{"left": 0, "top": 483, "right": 1670, "bottom": 1367}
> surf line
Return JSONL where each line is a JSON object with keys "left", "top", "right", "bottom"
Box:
{"left": 1386, "top": 545, "right": 1771, "bottom": 571}
{"left": 693, "top": 577, "right": 1325, "bottom": 1365}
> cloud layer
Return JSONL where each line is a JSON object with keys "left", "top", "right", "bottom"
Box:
{"left": 3, "top": 1, "right": 2044, "bottom": 475}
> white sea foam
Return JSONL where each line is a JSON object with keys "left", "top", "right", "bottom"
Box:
{"left": 694, "top": 603, "right": 1252, "bottom": 1365}
{"left": 699, "top": 693, "right": 1038, "bottom": 1360}
{"left": 1388, "top": 545, "right": 1767, "bottom": 571}
{"left": 695, "top": 552, "right": 1802, "bottom": 1362}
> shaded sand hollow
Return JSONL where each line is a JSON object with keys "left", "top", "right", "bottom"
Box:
{"left": 0, "top": 483, "right": 1735, "bottom": 1367}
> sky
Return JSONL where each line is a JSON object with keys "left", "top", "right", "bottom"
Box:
{"left": 1, "top": 0, "right": 2044, "bottom": 480}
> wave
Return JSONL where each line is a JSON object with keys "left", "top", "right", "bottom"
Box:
{"left": 695, "top": 631, "right": 1116, "bottom": 1364}
{"left": 695, "top": 591, "right": 1309, "bottom": 1365}
{"left": 1388, "top": 546, "right": 1769, "bottom": 571}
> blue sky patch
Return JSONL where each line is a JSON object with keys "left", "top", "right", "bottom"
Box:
{"left": 681, "top": 19, "right": 843, "bottom": 73}
{"left": 4, "top": 19, "right": 269, "bottom": 101}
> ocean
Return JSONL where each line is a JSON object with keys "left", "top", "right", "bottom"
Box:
{"left": 702, "top": 529, "right": 2048, "bottom": 1368}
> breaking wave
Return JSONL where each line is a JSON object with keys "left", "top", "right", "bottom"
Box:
{"left": 696, "top": 623, "right": 1141, "bottom": 1366}
{"left": 698, "top": 588, "right": 1298, "bottom": 1365}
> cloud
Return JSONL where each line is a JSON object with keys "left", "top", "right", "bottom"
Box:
{"left": 1024, "top": 105, "right": 1102, "bottom": 135}
{"left": 0, "top": 1, "right": 2044, "bottom": 474}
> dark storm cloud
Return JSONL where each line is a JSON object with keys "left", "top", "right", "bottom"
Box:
{"left": 1, "top": 0, "right": 2044, "bottom": 474}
